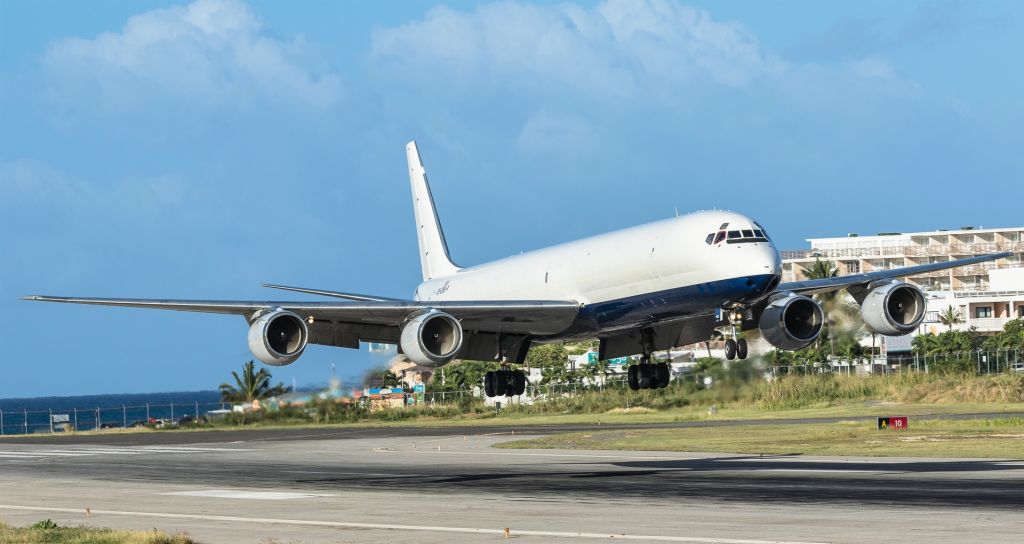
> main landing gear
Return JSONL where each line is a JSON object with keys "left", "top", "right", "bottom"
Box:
{"left": 484, "top": 368, "right": 526, "bottom": 397}
{"left": 628, "top": 329, "right": 670, "bottom": 391}
{"left": 723, "top": 309, "right": 748, "bottom": 361}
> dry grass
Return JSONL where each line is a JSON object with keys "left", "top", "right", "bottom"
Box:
{"left": 497, "top": 416, "right": 1024, "bottom": 458}
{"left": 753, "top": 372, "right": 1024, "bottom": 410}
{"left": 0, "top": 520, "right": 196, "bottom": 543}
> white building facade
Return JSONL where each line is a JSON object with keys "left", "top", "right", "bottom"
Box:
{"left": 782, "top": 226, "right": 1024, "bottom": 339}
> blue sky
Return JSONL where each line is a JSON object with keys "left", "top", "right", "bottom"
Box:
{"left": 1, "top": 0, "right": 1021, "bottom": 398}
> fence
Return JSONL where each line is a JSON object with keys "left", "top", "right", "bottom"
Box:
{"left": 0, "top": 401, "right": 229, "bottom": 436}
{"left": 3, "top": 350, "right": 1020, "bottom": 435}
{"left": 768, "top": 349, "right": 1023, "bottom": 376}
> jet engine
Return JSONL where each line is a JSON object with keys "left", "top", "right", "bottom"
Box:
{"left": 860, "top": 281, "right": 927, "bottom": 336}
{"left": 400, "top": 310, "right": 463, "bottom": 367}
{"left": 758, "top": 293, "right": 824, "bottom": 350}
{"left": 247, "top": 309, "right": 309, "bottom": 366}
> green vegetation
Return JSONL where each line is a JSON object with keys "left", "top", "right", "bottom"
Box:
{"left": 218, "top": 360, "right": 290, "bottom": 402}
{"left": 496, "top": 417, "right": 1024, "bottom": 458}
{"left": 0, "top": 520, "right": 195, "bottom": 544}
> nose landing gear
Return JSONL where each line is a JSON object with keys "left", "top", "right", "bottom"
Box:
{"left": 724, "top": 309, "right": 749, "bottom": 361}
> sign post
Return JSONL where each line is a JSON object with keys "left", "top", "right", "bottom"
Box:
{"left": 877, "top": 416, "right": 908, "bottom": 430}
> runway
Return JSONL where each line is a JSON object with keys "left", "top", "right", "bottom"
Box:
{"left": 1, "top": 426, "right": 1022, "bottom": 543}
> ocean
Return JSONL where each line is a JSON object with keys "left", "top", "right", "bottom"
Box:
{"left": 0, "top": 391, "right": 226, "bottom": 435}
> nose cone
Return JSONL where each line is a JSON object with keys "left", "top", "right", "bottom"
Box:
{"left": 737, "top": 245, "right": 782, "bottom": 303}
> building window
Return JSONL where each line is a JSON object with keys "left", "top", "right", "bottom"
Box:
{"left": 1018, "top": 306, "right": 1024, "bottom": 318}
{"left": 843, "top": 260, "right": 860, "bottom": 273}
{"left": 975, "top": 306, "right": 992, "bottom": 319}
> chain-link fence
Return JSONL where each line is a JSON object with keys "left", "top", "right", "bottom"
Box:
{"left": 768, "top": 349, "right": 1023, "bottom": 376}
{"left": 4, "top": 350, "right": 1020, "bottom": 435}
{"left": 0, "top": 401, "right": 229, "bottom": 436}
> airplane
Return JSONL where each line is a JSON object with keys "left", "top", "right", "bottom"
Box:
{"left": 24, "top": 141, "right": 1009, "bottom": 397}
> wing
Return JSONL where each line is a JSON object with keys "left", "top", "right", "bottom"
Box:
{"left": 260, "top": 283, "right": 404, "bottom": 302}
{"left": 778, "top": 252, "right": 1011, "bottom": 298}
{"left": 21, "top": 295, "right": 581, "bottom": 346}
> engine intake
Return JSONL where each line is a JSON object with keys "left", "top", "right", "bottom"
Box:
{"left": 400, "top": 310, "right": 463, "bottom": 367}
{"left": 758, "top": 293, "right": 824, "bottom": 350}
{"left": 860, "top": 282, "right": 926, "bottom": 336}
{"left": 247, "top": 309, "right": 309, "bottom": 366}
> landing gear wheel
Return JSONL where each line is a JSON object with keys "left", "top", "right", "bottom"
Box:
{"left": 736, "top": 339, "right": 748, "bottom": 360}
{"left": 628, "top": 365, "right": 640, "bottom": 390}
{"left": 655, "top": 363, "right": 670, "bottom": 388}
{"left": 513, "top": 370, "right": 526, "bottom": 396}
{"left": 638, "top": 365, "right": 653, "bottom": 389}
{"left": 484, "top": 371, "right": 496, "bottom": 397}
{"left": 725, "top": 339, "right": 737, "bottom": 360}
{"left": 494, "top": 370, "right": 509, "bottom": 396}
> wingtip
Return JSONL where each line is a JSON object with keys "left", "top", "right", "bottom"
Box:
{"left": 21, "top": 295, "right": 41, "bottom": 301}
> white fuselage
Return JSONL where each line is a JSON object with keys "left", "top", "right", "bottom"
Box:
{"left": 414, "top": 210, "right": 781, "bottom": 334}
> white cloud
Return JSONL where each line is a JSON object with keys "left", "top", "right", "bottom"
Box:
{"left": 0, "top": 159, "right": 188, "bottom": 213}
{"left": 371, "top": 0, "right": 921, "bottom": 105}
{"left": 44, "top": 0, "right": 341, "bottom": 111}
{"left": 372, "top": 0, "right": 782, "bottom": 96}
{"left": 517, "top": 112, "right": 595, "bottom": 154}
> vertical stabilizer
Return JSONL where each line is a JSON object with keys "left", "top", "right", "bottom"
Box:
{"left": 406, "top": 141, "right": 461, "bottom": 280}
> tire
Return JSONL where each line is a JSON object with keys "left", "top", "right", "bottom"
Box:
{"left": 656, "top": 363, "right": 670, "bottom": 388}
{"left": 627, "top": 365, "right": 640, "bottom": 390}
{"left": 484, "top": 371, "right": 496, "bottom": 397}
{"left": 495, "top": 370, "right": 509, "bottom": 396}
{"left": 638, "top": 365, "right": 652, "bottom": 389}
{"left": 513, "top": 370, "right": 526, "bottom": 396}
{"left": 725, "top": 339, "right": 737, "bottom": 360}
{"left": 736, "top": 339, "right": 748, "bottom": 360}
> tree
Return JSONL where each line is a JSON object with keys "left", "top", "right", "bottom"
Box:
{"left": 219, "top": 360, "right": 290, "bottom": 402}
{"left": 428, "top": 360, "right": 500, "bottom": 392}
{"left": 938, "top": 305, "right": 963, "bottom": 332}
{"left": 799, "top": 258, "right": 855, "bottom": 352}
{"left": 982, "top": 318, "right": 1024, "bottom": 350}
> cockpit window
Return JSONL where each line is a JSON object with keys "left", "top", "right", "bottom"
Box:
{"left": 705, "top": 233, "right": 715, "bottom": 245}
{"left": 719, "top": 223, "right": 729, "bottom": 230}
{"left": 725, "top": 227, "right": 771, "bottom": 244}
{"left": 714, "top": 231, "right": 726, "bottom": 244}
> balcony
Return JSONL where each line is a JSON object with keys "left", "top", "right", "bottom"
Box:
{"left": 965, "top": 317, "right": 1014, "bottom": 332}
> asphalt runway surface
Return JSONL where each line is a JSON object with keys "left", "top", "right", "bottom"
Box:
{"left": 1, "top": 419, "right": 1022, "bottom": 543}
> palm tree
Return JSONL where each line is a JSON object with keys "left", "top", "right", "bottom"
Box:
{"left": 938, "top": 305, "right": 963, "bottom": 332}
{"left": 800, "top": 259, "right": 844, "bottom": 351}
{"left": 219, "top": 360, "right": 290, "bottom": 402}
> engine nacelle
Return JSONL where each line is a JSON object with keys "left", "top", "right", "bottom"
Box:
{"left": 399, "top": 310, "right": 463, "bottom": 367}
{"left": 860, "top": 281, "right": 927, "bottom": 336}
{"left": 758, "top": 293, "right": 824, "bottom": 350}
{"left": 247, "top": 309, "right": 309, "bottom": 366}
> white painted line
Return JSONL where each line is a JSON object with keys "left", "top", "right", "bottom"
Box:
{"left": 161, "top": 490, "right": 334, "bottom": 500}
{"left": 0, "top": 451, "right": 98, "bottom": 457}
{"left": 378, "top": 449, "right": 684, "bottom": 461}
{"left": 0, "top": 504, "right": 829, "bottom": 544}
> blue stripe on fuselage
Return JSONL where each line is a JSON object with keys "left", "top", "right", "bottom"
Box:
{"left": 551, "top": 273, "right": 778, "bottom": 338}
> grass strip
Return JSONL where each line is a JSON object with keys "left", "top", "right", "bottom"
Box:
{"left": 0, "top": 520, "right": 195, "bottom": 544}
{"left": 495, "top": 416, "right": 1024, "bottom": 458}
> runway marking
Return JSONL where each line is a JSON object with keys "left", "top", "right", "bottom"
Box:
{"left": 0, "top": 446, "right": 253, "bottom": 460}
{"left": 162, "top": 490, "right": 334, "bottom": 500}
{"left": 376, "top": 448, "right": 683, "bottom": 460}
{"left": 0, "top": 504, "right": 830, "bottom": 543}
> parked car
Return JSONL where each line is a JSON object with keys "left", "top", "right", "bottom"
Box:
{"left": 1010, "top": 362, "right": 1024, "bottom": 373}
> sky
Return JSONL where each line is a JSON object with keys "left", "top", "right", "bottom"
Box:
{"left": 1, "top": 0, "right": 1022, "bottom": 398}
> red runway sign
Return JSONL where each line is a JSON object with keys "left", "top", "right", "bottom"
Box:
{"left": 877, "top": 416, "right": 908, "bottom": 430}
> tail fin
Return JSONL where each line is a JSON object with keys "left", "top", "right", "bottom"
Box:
{"left": 406, "top": 141, "right": 461, "bottom": 280}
